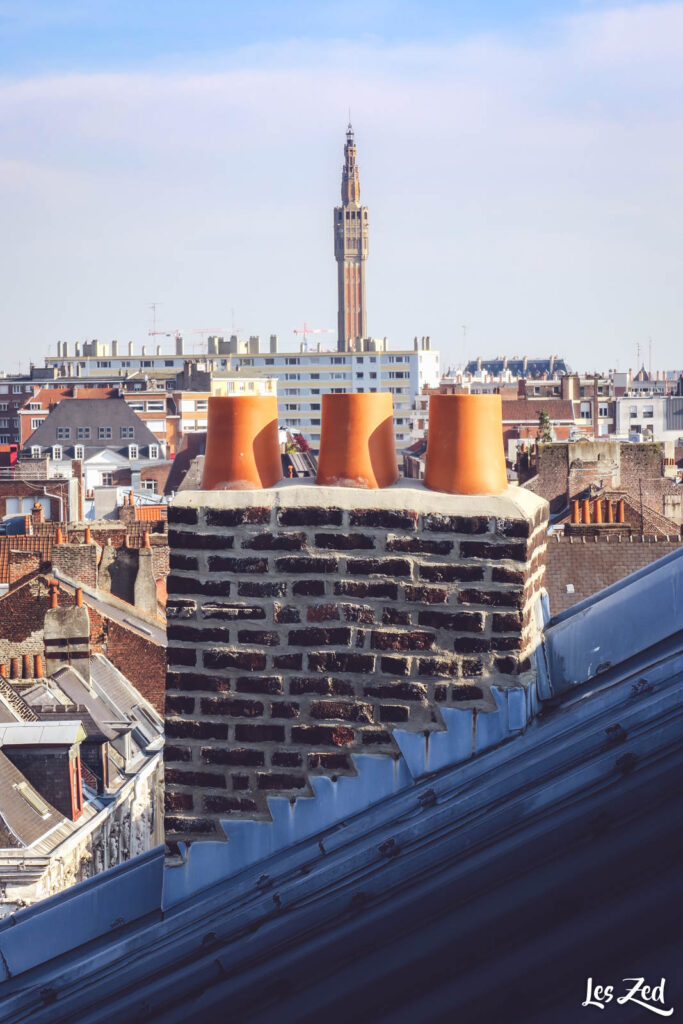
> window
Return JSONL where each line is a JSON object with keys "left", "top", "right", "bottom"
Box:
{"left": 146, "top": 400, "right": 165, "bottom": 411}
{"left": 629, "top": 406, "right": 638, "bottom": 418}
{"left": 128, "top": 401, "right": 144, "bottom": 412}
{"left": 99, "top": 426, "right": 112, "bottom": 439}
{"left": 149, "top": 444, "right": 159, "bottom": 459}
{"left": 30, "top": 417, "right": 43, "bottom": 429}
{"left": 56, "top": 426, "right": 71, "bottom": 439}
{"left": 0, "top": 403, "right": 7, "bottom": 411}
{"left": 77, "top": 426, "right": 91, "bottom": 439}
{"left": 0, "top": 435, "right": 8, "bottom": 443}
{"left": 15, "top": 781, "right": 50, "bottom": 818}
{"left": 164, "top": 360, "right": 175, "bottom": 367}
{"left": 194, "top": 400, "right": 207, "bottom": 411}
{"left": 643, "top": 405, "right": 654, "bottom": 419}
{"left": 369, "top": 372, "right": 377, "bottom": 379}
{"left": 120, "top": 425, "right": 134, "bottom": 439}
{"left": 28, "top": 402, "right": 41, "bottom": 410}
{"left": 52, "top": 445, "right": 62, "bottom": 460}
{"left": 31, "top": 446, "right": 41, "bottom": 458}
{"left": 128, "top": 444, "right": 139, "bottom": 459}
{"left": 579, "top": 402, "right": 591, "bottom": 419}
{"left": 120, "top": 360, "right": 131, "bottom": 368}
{"left": 142, "top": 479, "right": 157, "bottom": 493}
{"left": 141, "top": 360, "right": 153, "bottom": 367}
{"left": 74, "top": 445, "right": 84, "bottom": 460}
{"left": 101, "top": 472, "right": 113, "bottom": 486}
{"left": 12, "top": 385, "right": 22, "bottom": 393}
{"left": 356, "top": 372, "right": 363, "bottom": 379}
{"left": 96, "top": 360, "right": 111, "bottom": 368}
{"left": 598, "top": 404, "right": 609, "bottom": 418}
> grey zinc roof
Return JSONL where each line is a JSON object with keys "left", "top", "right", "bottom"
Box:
{"left": 25, "top": 398, "right": 160, "bottom": 455}
{"left": 89, "top": 655, "right": 164, "bottom": 740}
{"left": 50, "top": 667, "right": 125, "bottom": 741}
{"left": 0, "top": 721, "right": 86, "bottom": 746}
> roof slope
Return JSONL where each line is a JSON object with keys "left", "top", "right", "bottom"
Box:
{"left": 0, "top": 551, "right": 679, "bottom": 1021}
{"left": 25, "top": 398, "right": 159, "bottom": 454}
{"left": 0, "top": 749, "right": 63, "bottom": 848}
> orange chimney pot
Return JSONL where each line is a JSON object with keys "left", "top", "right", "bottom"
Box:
{"left": 316, "top": 392, "right": 398, "bottom": 489}
{"left": 424, "top": 394, "right": 507, "bottom": 495}
{"left": 202, "top": 395, "right": 282, "bottom": 490}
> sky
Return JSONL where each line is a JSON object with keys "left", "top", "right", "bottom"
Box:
{"left": 1, "top": 0, "right": 682, "bottom": 373}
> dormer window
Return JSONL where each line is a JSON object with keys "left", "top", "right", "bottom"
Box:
{"left": 31, "top": 445, "right": 41, "bottom": 458}
{"left": 52, "top": 445, "right": 62, "bottom": 460}
{"left": 74, "top": 445, "right": 84, "bottom": 460}
{"left": 149, "top": 444, "right": 159, "bottom": 459}
{"left": 128, "top": 444, "right": 139, "bottom": 459}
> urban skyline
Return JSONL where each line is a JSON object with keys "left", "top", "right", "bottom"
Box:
{"left": 2, "top": 1, "right": 683, "bottom": 371}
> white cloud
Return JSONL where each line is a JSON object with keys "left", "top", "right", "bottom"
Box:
{"left": 1, "top": 3, "right": 682, "bottom": 370}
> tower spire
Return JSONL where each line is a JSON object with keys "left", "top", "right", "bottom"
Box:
{"left": 334, "top": 123, "right": 369, "bottom": 352}
{"left": 341, "top": 122, "right": 360, "bottom": 205}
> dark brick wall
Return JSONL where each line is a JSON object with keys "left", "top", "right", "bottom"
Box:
{"left": 546, "top": 534, "right": 683, "bottom": 616}
{"left": 50, "top": 542, "right": 99, "bottom": 589}
{"left": 5, "top": 747, "right": 75, "bottom": 819}
{"left": 165, "top": 488, "right": 548, "bottom": 844}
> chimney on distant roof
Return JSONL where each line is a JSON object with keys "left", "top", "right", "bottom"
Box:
{"left": 44, "top": 586, "right": 91, "bottom": 684}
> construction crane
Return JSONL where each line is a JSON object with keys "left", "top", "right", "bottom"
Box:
{"left": 293, "top": 323, "right": 332, "bottom": 351}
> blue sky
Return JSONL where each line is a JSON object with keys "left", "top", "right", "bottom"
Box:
{"left": 1, "top": 0, "right": 682, "bottom": 371}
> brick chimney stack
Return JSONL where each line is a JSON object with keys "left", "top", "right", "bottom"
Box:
{"left": 165, "top": 483, "right": 548, "bottom": 845}
{"left": 44, "top": 587, "right": 91, "bottom": 684}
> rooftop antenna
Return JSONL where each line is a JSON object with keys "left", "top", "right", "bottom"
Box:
{"left": 149, "top": 303, "right": 161, "bottom": 336}
{"left": 648, "top": 336, "right": 653, "bottom": 382}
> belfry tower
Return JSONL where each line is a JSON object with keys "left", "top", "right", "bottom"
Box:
{"left": 334, "top": 124, "right": 369, "bottom": 352}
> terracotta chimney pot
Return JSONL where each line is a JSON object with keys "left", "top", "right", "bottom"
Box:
{"left": 76, "top": 587, "right": 83, "bottom": 607}
{"left": 10, "top": 658, "right": 19, "bottom": 680}
{"left": 22, "top": 653, "right": 31, "bottom": 679}
{"left": 570, "top": 499, "right": 580, "bottom": 524}
{"left": 202, "top": 395, "right": 282, "bottom": 490}
{"left": 84, "top": 527, "right": 91, "bottom": 544}
{"left": 316, "top": 393, "right": 398, "bottom": 489}
{"left": 424, "top": 394, "right": 507, "bottom": 495}
{"left": 34, "top": 654, "right": 43, "bottom": 678}
{"left": 581, "top": 498, "right": 591, "bottom": 524}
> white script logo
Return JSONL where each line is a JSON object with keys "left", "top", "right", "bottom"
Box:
{"left": 583, "top": 977, "right": 673, "bottom": 1016}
